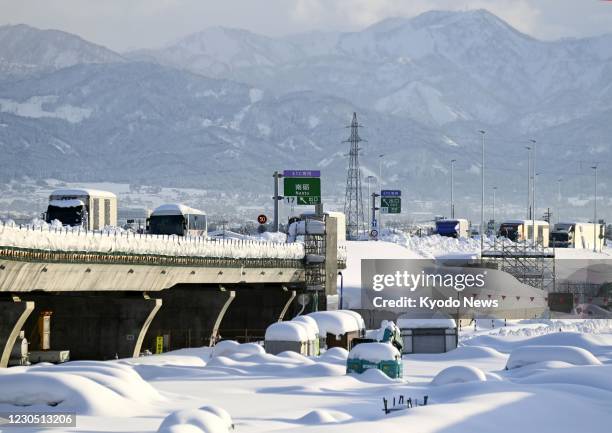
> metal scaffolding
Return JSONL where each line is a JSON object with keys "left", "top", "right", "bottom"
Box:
{"left": 481, "top": 240, "right": 556, "bottom": 292}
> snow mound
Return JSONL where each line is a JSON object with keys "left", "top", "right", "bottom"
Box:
{"left": 296, "top": 409, "right": 352, "bottom": 424}
{"left": 353, "top": 368, "right": 399, "bottom": 384}
{"left": 0, "top": 362, "right": 161, "bottom": 416}
{"left": 265, "top": 322, "right": 311, "bottom": 341}
{"left": 212, "top": 341, "right": 264, "bottom": 359}
{"left": 506, "top": 361, "right": 575, "bottom": 378}
{"left": 29, "top": 361, "right": 162, "bottom": 403}
{"left": 506, "top": 345, "right": 602, "bottom": 370}
{"left": 308, "top": 310, "right": 363, "bottom": 337}
{"left": 320, "top": 347, "right": 349, "bottom": 363}
{"left": 444, "top": 346, "right": 506, "bottom": 359}
{"left": 431, "top": 365, "right": 487, "bottom": 386}
{"left": 515, "top": 365, "right": 612, "bottom": 392}
{"left": 157, "top": 406, "right": 232, "bottom": 433}
{"left": 292, "top": 315, "right": 320, "bottom": 336}
{"left": 348, "top": 342, "right": 400, "bottom": 363}
{"left": 211, "top": 340, "right": 240, "bottom": 358}
{"left": 462, "top": 325, "right": 612, "bottom": 353}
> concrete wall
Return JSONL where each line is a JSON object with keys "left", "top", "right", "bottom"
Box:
{"left": 0, "top": 258, "right": 304, "bottom": 293}
{"left": 22, "top": 292, "right": 160, "bottom": 360}
{"left": 143, "top": 284, "right": 303, "bottom": 351}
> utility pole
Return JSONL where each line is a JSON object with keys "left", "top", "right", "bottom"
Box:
{"left": 378, "top": 154, "right": 384, "bottom": 231}
{"left": 450, "top": 159, "right": 456, "bottom": 219}
{"left": 526, "top": 145, "right": 531, "bottom": 219}
{"left": 272, "top": 171, "right": 283, "bottom": 232}
{"left": 366, "top": 176, "right": 376, "bottom": 228}
{"left": 557, "top": 177, "right": 562, "bottom": 224}
{"left": 492, "top": 186, "right": 497, "bottom": 234}
{"left": 343, "top": 113, "right": 365, "bottom": 240}
{"left": 592, "top": 165, "right": 598, "bottom": 252}
{"left": 530, "top": 139, "right": 537, "bottom": 246}
{"left": 479, "top": 130, "right": 486, "bottom": 255}
{"left": 371, "top": 192, "right": 380, "bottom": 237}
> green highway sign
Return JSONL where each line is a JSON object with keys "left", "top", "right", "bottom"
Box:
{"left": 381, "top": 197, "right": 401, "bottom": 214}
{"left": 283, "top": 177, "right": 321, "bottom": 205}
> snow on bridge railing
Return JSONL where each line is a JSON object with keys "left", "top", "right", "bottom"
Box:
{"left": 0, "top": 220, "right": 305, "bottom": 261}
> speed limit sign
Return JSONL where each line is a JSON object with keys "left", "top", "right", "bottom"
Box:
{"left": 257, "top": 214, "right": 268, "bottom": 224}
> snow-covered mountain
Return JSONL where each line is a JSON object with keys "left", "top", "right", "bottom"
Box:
{"left": 0, "top": 10, "right": 610, "bottom": 219}
{"left": 133, "top": 10, "right": 612, "bottom": 131}
{"left": 0, "top": 24, "right": 124, "bottom": 78}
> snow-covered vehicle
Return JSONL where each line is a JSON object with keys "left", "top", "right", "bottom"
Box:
{"left": 147, "top": 204, "right": 207, "bottom": 237}
{"left": 346, "top": 342, "right": 402, "bottom": 379}
{"left": 498, "top": 219, "right": 550, "bottom": 246}
{"left": 550, "top": 222, "right": 605, "bottom": 250}
{"left": 45, "top": 188, "right": 117, "bottom": 230}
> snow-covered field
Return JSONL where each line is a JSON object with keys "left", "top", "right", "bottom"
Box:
{"left": 1, "top": 320, "right": 611, "bottom": 433}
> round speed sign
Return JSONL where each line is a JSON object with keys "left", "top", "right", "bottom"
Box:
{"left": 257, "top": 214, "right": 268, "bottom": 224}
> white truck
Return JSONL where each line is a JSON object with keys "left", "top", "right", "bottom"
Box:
{"left": 498, "top": 220, "right": 550, "bottom": 247}
{"left": 45, "top": 188, "right": 117, "bottom": 230}
{"left": 550, "top": 222, "right": 605, "bottom": 250}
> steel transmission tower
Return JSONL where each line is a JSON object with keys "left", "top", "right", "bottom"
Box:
{"left": 343, "top": 112, "right": 366, "bottom": 240}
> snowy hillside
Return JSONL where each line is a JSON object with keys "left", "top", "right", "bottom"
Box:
{"left": 0, "top": 10, "right": 611, "bottom": 218}
{"left": 0, "top": 24, "right": 123, "bottom": 78}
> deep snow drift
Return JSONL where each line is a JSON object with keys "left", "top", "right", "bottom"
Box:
{"left": 1, "top": 320, "right": 611, "bottom": 433}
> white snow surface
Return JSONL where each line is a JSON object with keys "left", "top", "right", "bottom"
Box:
{"left": 505, "top": 345, "right": 602, "bottom": 370}
{"left": 48, "top": 199, "right": 85, "bottom": 208}
{"left": 152, "top": 203, "right": 206, "bottom": 216}
{"left": 292, "top": 315, "right": 320, "bottom": 336}
{"left": 348, "top": 342, "right": 401, "bottom": 363}
{"left": 0, "top": 222, "right": 304, "bottom": 260}
{"left": 308, "top": 310, "right": 364, "bottom": 337}
{"left": 1, "top": 322, "right": 611, "bottom": 432}
{"left": 265, "top": 322, "right": 311, "bottom": 342}
{"left": 431, "top": 365, "right": 487, "bottom": 385}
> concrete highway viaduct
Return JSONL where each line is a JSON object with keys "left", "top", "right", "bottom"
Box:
{"left": 0, "top": 242, "right": 343, "bottom": 367}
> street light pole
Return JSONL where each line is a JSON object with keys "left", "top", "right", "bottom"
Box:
{"left": 492, "top": 186, "right": 497, "bottom": 234}
{"left": 450, "top": 159, "right": 456, "bottom": 219}
{"left": 530, "top": 139, "right": 537, "bottom": 246}
{"left": 526, "top": 145, "right": 531, "bottom": 219}
{"left": 592, "top": 165, "right": 598, "bottom": 252}
{"left": 378, "top": 154, "right": 384, "bottom": 231}
{"left": 557, "top": 178, "right": 562, "bottom": 224}
{"left": 479, "top": 130, "right": 486, "bottom": 255}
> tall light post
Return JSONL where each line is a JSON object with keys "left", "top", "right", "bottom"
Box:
{"left": 529, "top": 139, "right": 537, "bottom": 246}
{"left": 479, "top": 130, "right": 486, "bottom": 254}
{"left": 450, "top": 159, "right": 456, "bottom": 219}
{"left": 557, "top": 177, "right": 562, "bottom": 224}
{"left": 525, "top": 145, "right": 531, "bottom": 219}
{"left": 378, "top": 154, "right": 384, "bottom": 230}
{"left": 592, "top": 165, "right": 598, "bottom": 252}
{"left": 492, "top": 186, "right": 497, "bottom": 234}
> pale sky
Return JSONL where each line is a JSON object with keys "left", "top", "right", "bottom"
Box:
{"left": 1, "top": 0, "right": 612, "bottom": 51}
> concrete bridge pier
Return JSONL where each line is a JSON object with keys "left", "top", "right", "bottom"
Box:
{"left": 22, "top": 292, "right": 162, "bottom": 361}
{"left": 0, "top": 295, "right": 34, "bottom": 368}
